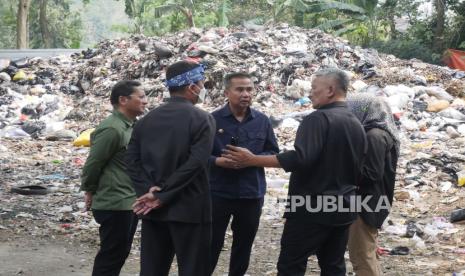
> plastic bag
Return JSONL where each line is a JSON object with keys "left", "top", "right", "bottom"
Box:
{"left": 73, "top": 128, "right": 94, "bottom": 147}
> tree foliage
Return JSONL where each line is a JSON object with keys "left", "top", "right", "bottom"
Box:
{"left": 0, "top": 0, "right": 464, "bottom": 65}
{"left": 29, "top": 0, "right": 82, "bottom": 48}
{"left": 0, "top": 0, "right": 17, "bottom": 48}
{"left": 0, "top": 0, "right": 82, "bottom": 49}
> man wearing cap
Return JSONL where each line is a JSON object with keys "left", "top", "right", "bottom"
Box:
{"left": 126, "top": 60, "right": 215, "bottom": 276}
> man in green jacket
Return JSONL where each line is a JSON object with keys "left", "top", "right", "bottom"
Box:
{"left": 80, "top": 80, "right": 147, "bottom": 276}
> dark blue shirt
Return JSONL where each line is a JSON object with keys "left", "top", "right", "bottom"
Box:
{"left": 209, "top": 104, "right": 279, "bottom": 199}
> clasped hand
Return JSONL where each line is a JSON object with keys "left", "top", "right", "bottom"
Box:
{"left": 133, "top": 186, "right": 163, "bottom": 215}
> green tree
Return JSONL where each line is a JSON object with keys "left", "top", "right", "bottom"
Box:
{"left": 0, "top": 0, "right": 82, "bottom": 49}
{"left": 449, "top": 0, "right": 465, "bottom": 49}
{"left": 0, "top": 0, "right": 17, "bottom": 48}
{"left": 28, "top": 0, "right": 82, "bottom": 48}
{"left": 151, "top": 0, "right": 196, "bottom": 27}
{"left": 17, "top": 0, "right": 31, "bottom": 48}
{"left": 216, "top": 0, "right": 230, "bottom": 27}
{"left": 433, "top": 0, "right": 446, "bottom": 51}
{"left": 303, "top": 0, "right": 384, "bottom": 46}
{"left": 39, "top": 0, "right": 52, "bottom": 48}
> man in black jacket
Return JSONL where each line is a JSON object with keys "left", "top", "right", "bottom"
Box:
{"left": 125, "top": 61, "right": 216, "bottom": 276}
{"left": 347, "top": 93, "right": 400, "bottom": 276}
{"left": 223, "top": 68, "right": 367, "bottom": 276}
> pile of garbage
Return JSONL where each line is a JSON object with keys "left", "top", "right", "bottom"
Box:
{"left": 0, "top": 23, "right": 464, "bottom": 138}
{"left": 1, "top": 23, "right": 465, "bottom": 274}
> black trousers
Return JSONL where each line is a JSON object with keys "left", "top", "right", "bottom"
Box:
{"left": 277, "top": 218, "right": 350, "bottom": 276}
{"left": 210, "top": 196, "right": 264, "bottom": 276}
{"left": 140, "top": 219, "right": 211, "bottom": 276}
{"left": 92, "top": 210, "right": 138, "bottom": 276}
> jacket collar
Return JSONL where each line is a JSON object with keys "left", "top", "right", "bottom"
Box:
{"left": 318, "top": 101, "right": 347, "bottom": 110}
{"left": 112, "top": 109, "right": 133, "bottom": 127}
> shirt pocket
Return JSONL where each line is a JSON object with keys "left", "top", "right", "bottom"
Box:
{"left": 247, "top": 131, "right": 266, "bottom": 154}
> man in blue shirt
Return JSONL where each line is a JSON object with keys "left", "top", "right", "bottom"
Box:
{"left": 209, "top": 72, "right": 279, "bottom": 276}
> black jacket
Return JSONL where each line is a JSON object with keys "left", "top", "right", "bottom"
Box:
{"left": 359, "top": 128, "right": 398, "bottom": 228}
{"left": 277, "top": 102, "right": 367, "bottom": 225}
{"left": 126, "top": 97, "right": 216, "bottom": 223}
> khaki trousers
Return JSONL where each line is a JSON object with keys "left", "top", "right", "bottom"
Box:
{"left": 348, "top": 216, "right": 383, "bottom": 276}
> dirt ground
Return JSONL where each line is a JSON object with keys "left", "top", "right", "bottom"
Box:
{"left": 1, "top": 190, "right": 464, "bottom": 276}
{"left": 1, "top": 140, "right": 465, "bottom": 276}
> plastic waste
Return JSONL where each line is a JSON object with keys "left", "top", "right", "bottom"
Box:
{"left": 457, "top": 170, "right": 465, "bottom": 186}
{"left": 280, "top": 118, "right": 300, "bottom": 129}
{"left": 384, "top": 224, "right": 407, "bottom": 236}
{"left": 384, "top": 84, "right": 415, "bottom": 98}
{"left": 439, "top": 108, "right": 465, "bottom": 120}
{"left": 294, "top": 97, "right": 311, "bottom": 106}
{"left": 12, "top": 70, "right": 27, "bottom": 81}
{"left": 458, "top": 125, "right": 465, "bottom": 136}
{"left": 400, "top": 118, "right": 419, "bottom": 131}
{"left": 390, "top": 246, "right": 410, "bottom": 255}
{"left": 387, "top": 93, "right": 410, "bottom": 112}
{"left": 73, "top": 128, "right": 95, "bottom": 147}
{"left": 405, "top": 221, "right": 424, "bottom": 238}
{"left": 446, "top": 126, "right": 461, "bottom": 138}
{"left": 411, "top": 234, "right": 426, "bottom": 249}
{"left": 46, "top": 129, "right": 77, "bottom": 141}
{"left": 426, "top": 100, "right": 450, "bottom": 112}
{"left": 37, "top": 174, "right": 68, "bottom": 181}
{"left": 0, "top": 72, "right": 11, "bottom": 82}
{"left": 0, "top": 58, "right": 9, "bottom": 71}
{"left": 352, "top": 80, "right": 368, "bottom": 91}
{"left": 423, "top": 217, "right": 455, "bottom": 238}
{"left": 0, "top": 127, "right": 30, "bottom": 138}
{"left": 422, "top": 86, "right": 454, "bottom": 102}
{"left": 286, "top": 79, "right": 311, "bottom": 99}
{"left": 450, "top": 208, "right": 465, "bottom": 223}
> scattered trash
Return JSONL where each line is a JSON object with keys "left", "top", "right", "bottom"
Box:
{"left": 385, "top": 224, "right": 407, "bottom": 236}
{"left": 421, "top": 86, "right": 454, "bottom": 102}
{"left": 454, "top": 248, "right": 465, "bottom": 254}
{"left": 377, "top": 247, "right": 390, "bottom": 256}
{"left": 0, "top": 24, "right": 463, "bottom": 275}
{"left": 294, "top": 97, "right": 311, "bottom": 106}
{"left": 0, "top": 72, "right": 11, "bottom": 82}
{"left": 405, "top": 221, "right": 424, "bottom": 238}
{"left": 10, "top": 185, "right": 49, "bottom": 195}
{"left": 12, "top": 70, "right": 27, "bottom": 81}
{"left": 457, "top": 170, "right": 465, "bottom": 186}
{"left": 450, "top": 209, "right": 465, "bottom": 223}
{"left": 58, "top": 205, "right": 73, "bottom": 213}
{"left": 286, "top": 79, "right": 312, "bottom": 99}
{"left": 73, "top": 128, "right": 94, "bottom": 147}
{"left": 389, "top": 246, "right": 410, "bottom": 255}
{"left": 37, "top": 174, "right": 68, "bottom": 181}
{"left": 427, "top": 99, "right": 450, "bottom": 112}
{"left": 423, "top": 217, "right": 456, "bottom": 238}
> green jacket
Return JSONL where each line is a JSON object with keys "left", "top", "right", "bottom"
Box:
{"left": 80, "top": 109, "right": 136, "bottom": 210}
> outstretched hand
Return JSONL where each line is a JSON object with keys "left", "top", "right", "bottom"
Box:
{"left": 222, "top": 145, "right": 256, "bottom": 167}
{"left": 216, "top": 156, "right": 245, "bottom": 169}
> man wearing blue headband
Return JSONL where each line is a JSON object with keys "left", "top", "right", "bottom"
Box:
{"left": 126, "top": 60, "right": 216, "bottom": 276}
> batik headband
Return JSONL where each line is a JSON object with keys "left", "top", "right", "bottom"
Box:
{"left": 165, "top": 64, "right": 205, "bottom": 88}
